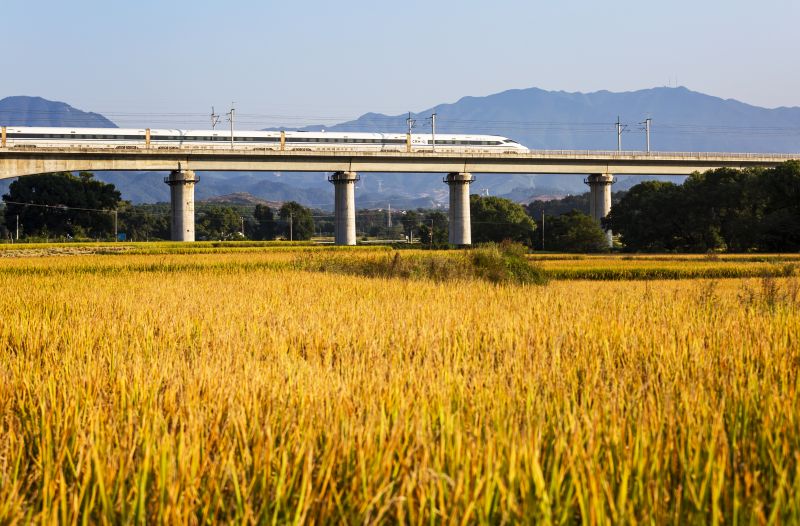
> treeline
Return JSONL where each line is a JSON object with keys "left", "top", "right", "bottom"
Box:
{"left": 0, "top": 172, "right": 322, "bottom": 241}
{"left": 607, "top": 161, "right": 800, "bottom": 252}
{"left": 0, "top": 170, "right": 609, "bottom": 250}
{"left": 7, "top": 163, "right": 795, "bottom": 252}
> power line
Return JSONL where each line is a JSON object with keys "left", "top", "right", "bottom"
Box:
{"left": 3, "top": 200, "right": 117, "bottom": 214}
{"left": 3, "top": 108, "right": 800, "bottom": 136}
{"left": 3, "top": 200, "right": 119, "bottom": 239}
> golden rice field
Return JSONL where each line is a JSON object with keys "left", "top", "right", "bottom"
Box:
{"left": 0, "top": 243, "right": 798, "bottom": 523}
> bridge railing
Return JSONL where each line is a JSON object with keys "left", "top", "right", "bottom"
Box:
{"left": 521, "top": 150, "right": 800, "bottom": 159}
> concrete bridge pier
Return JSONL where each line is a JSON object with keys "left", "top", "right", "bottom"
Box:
{"left": 445, "top": 172, "right": 475, "bottom": 246}
{"left": 585, "top": 173, "right": 614, "bottom": 247}
{"left": 165, "top": 169, "right": 199, "bottom": 242}
{"left": 329, "top": 171, "right": 359, "bottom": 245}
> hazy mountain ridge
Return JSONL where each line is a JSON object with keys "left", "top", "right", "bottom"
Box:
{"left": 1, "top": 89, "right": 799, "bottom": 206}
{"left": 0, "top": 96, "right": 116, "bottom": 128}
{"left": 284, "top": 86, "right": 800, "bottom": 202}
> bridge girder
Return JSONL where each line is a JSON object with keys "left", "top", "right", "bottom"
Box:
{"left": 0, "top": 148, "right": 794, "bottom": 179}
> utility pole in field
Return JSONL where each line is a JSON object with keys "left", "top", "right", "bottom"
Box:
{"left": 15, "top": 215, "right": 19, "bottom": 242}
{"left": 541, "top": 210, "right": 545, "bottom": 251}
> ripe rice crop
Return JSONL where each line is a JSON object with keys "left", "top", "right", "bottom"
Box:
{"left": 0, "top": 247, "right": 798, "bottom": 523}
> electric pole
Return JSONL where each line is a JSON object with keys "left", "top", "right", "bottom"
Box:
{"left": 430, "top": 112, "right": 437, "bottom": 151}
{"left": 289, "top": 211, "right": 293, "bottom": 241}
{"left": 211, "top": 107, "right": 220, "bottom": 129}
{"left": 15, "top": 215, "right": 19, "bottom": 242}
{"left": 616, "top": 116, "right": 627, "bottom": 152}
{"left": 641, "top": 118, "right": 652, "bottom": 153}
{"left": 406, "top": 112, "right": 416, "bottom": 135}
{"left": 541, "top": 210, "right": 545, "bottom": 251}
{"left": 227, "top": 102, "right": 235, "bottom": 149}
{"left": 113, "top": 210, "right": 118, "bottom": 241}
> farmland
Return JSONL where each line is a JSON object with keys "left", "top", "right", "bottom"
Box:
{"left": 0, "top": 243, "right": 798, "bottom": 523}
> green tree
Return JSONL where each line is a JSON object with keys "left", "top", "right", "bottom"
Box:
{"left": 681, "top": 168, "right": 762, "bottom": 252}
{"left": 608, "top": 167, "right": 789, "bottom": 253}
{"left": 542, "top": 211, "right": 609, "bottom": 252}
{"left": 197, "top": 206, "right": 243, "bottom": 240}
{"left": 526, "top": 191, "right": 627, "bottom": 218}
{"left": 118, "top": 204, "right": 170, "bottom": 241}
{"left": 399, "top": 210, "right": 419, "bottom": 242}
{"left": 3, "top": 171, "right": 121, "bottom": 238}
{"left": 279, "top": 201, "right": 314, "bottom": 240}
{"left": 606, "top": 181, "right": 689, "bottom": 252}
{"left": 252, "top": 204, "right": 277, "bottom": 240}
{"left": 417, "top": 210, "right": 449, "bottom": 247}
{"left": 757, "top": 161, "right": 800, "bottom": 251}
{"left": 470, "top": 195, "right": 537, "bottom": 246}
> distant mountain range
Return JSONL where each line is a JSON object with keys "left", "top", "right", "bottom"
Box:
{"left": 0, "top": 96, "right": 115, "bottom": 128}
{"left": 1, "top": 89, "right": 798, "bottom": 207}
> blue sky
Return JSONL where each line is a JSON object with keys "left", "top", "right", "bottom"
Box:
{"left": 3, "top": 0, "right": 798, "bottom": 127}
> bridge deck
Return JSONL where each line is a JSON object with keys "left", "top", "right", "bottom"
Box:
{"left": 1, "top": 146, "right": 797, "bottom": 178}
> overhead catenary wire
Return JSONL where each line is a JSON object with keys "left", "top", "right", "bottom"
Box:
{"left": 2, "top": 109, "right": 800, "bottom": 137}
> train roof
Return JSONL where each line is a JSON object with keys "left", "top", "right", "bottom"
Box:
{"left": 3, "top": 126, "right": 516, "bottom": 141}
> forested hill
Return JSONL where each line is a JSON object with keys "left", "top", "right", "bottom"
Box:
{"left": 0, "top": 96, "right": 117, "bottom": 128}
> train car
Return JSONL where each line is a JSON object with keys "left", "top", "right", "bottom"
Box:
{"left": 0, "top": 126, "right": 529, "bottom": 152}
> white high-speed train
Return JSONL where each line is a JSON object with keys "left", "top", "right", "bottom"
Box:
{"left": 0, "top": 126, "right": 529, "bottom": 153}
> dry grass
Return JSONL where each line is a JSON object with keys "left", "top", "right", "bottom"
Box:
{"left": 0, "top": 248, "right": 798, "bottom": 523}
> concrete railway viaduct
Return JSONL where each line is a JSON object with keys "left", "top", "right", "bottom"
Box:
{"left": 0, "top": 146, "right": 796, "bottom": 245}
